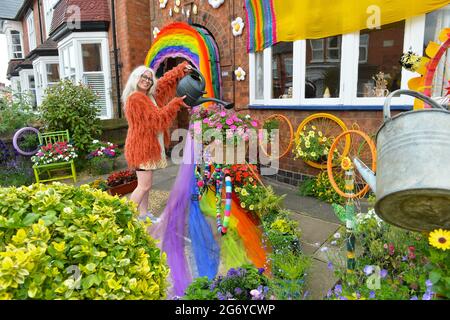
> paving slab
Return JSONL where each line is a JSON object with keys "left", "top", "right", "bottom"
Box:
{"left": 304, "top": 258, "right": 338, "bottom": 300}
{"left": 290, "top": 212, "right": 341, "bottom": 251}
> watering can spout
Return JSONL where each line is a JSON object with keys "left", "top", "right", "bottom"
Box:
{"left": 353, "top": 157, "right": 376, "bottom": 193}
{"left": 196, "top": 97, "right": 234, "bottom": 109}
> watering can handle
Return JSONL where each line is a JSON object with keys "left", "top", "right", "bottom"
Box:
{"left": 383, "top": 89, "right": 446, "bottom": 122}
{"left": 190, "top": 67, "right": 206, "bottom": 91}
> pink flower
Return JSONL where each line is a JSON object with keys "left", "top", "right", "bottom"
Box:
{"left": 220, "top": 111, "right": 227, "bottom": 117}
{"left": 226, "top": 118, "right": 234, "bottom": 126}
{"left": 388, "top": 243, "right": 395, "bottom": 256}
{"left": 216, "top": 124, "right": 223, "bottom": 130}
{"left": 251, "top": 120, "right": 258, "bottom": 127}
{"left": 203, "top": 118, "right": 210, "bottom": 124}
{"left": 230, "top": 125, "right": 237, "bottom": 131}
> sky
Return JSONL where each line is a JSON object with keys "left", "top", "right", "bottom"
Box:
{"left": 0, "top": 33, "right": 10, "bottom": 86}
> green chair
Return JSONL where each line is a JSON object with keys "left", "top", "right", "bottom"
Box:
{"left": 33, "top": 130, "right": 77, "bottom": 183}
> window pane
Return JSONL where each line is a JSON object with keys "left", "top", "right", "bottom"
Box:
{"left": 255, "top": 51, "right": 264, "bottom": 99}
{"left": 425, "top": 5, "right": 450, "bottom": 97}
{"left": 357, "top": 21, "right": 404, "bottom": 97}
{"left": 272, "top": 42, "right": 293, "bottom": 99}
{"left": 82, "top": 43, "right": 102, "bottom": 72}
{"left": 46, "top": 64, "right": 59, "bottom": 83}
{"left": 306, "top": 36, "right": 342, "bottom": 98}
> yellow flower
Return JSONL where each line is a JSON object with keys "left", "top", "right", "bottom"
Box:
{"left": 249, "top": 205, "right": 255, "bottom": 211}
{"left": 429, "top": 229, "right": 450, "bottom": 250}
{"left": 241, "top": 202, "right": 246, "bottom": 208}
{"left": 322, "top": 137, "right": 328, "bottom": 142}
{"left": 249, "top": 177, "right": 254, "bottom": 182}
{"left": 308, "top": 131, "right": 315, "bottom": 137}
{"left": 305, "top": 141, "right": 311, "bottom": 148}
{"left": 311, "top": 152, "right": 317, "bottom": 158}
{"left": 341, "top": 157, "right": 353, "bottom": 171}
{"left": 318, "top": 131, "right": 323, "bottom": 137}
{"left": 312, "top": 125, "right": 317, "bottom": 130}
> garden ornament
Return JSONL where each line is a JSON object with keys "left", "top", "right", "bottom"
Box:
{"left": 352, "top": 89, "right": 450, "bottom": 232}
{"left": 176, "top": 68, "right": 234, "bottom": 109}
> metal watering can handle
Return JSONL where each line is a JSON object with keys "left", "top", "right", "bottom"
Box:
{"left": 383, "top": 89, "right": 446, "bottom": 122}
{"left": 190, "top": 67, "right": 206, "bottom": 92}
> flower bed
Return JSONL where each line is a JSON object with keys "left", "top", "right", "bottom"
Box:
{"left": 86, "top": 140, "right": 120, "bottom": 175}
{"left": 90, "top": 169, "right": 138, "bottom": 196}
{"left": 323, "top": 207, "right": 450, "bottom": 300}
{"left": 0, "top": 183, "right": 169, "bottom": 299}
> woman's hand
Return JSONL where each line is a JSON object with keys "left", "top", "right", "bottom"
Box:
{"left": 184, "top": 64, "right": 193, "bottom": 74}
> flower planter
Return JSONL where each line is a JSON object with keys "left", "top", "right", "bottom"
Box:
{"left": 107, "top": 180, "right": 138, "bottom": 196}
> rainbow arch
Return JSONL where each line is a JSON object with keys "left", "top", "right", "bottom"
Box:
{"left": 145, "top": 22, "right": 222, "bottom": 100}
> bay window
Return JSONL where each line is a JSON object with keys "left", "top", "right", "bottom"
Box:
{"left": 249, "top": 13, "right": 433, "bottom": 108}
{"left": 58, "top": 33, "right": 112, "bottom": 119}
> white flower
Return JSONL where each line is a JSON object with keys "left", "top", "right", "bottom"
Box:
{"left": 231, "top": 17, "right": 245, "bottom": 36}
{"left": 333, "top": 232, "right": 341, "bottom": 239}
{"left": 331, "top": 240, "right": 337, "bottom": 246}
{"left": 234, "top": 67, "right": 246, "bottom": 81}
{"left": 153, "top": 27, "right": 160, "bottom": 39}
{"left": 159, "top": 0, "right": 168, "bottom": 8}
{"left": 208, "top": 0, "right": 224, "bottom": 9}
{"left": 320, "top": 246, "right": 329, "bottom": 252}
{"left": 92, "top": 140, "right": 99, "bottom": 144}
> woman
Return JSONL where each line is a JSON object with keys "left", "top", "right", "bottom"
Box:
{"left": 122, "top": 61, "right": 191, "bottom": 222}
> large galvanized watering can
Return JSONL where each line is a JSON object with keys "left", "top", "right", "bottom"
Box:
{"left": 354, "top": 89, "right": 450, "bottom": 232}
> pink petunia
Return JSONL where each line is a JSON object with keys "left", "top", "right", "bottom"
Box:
{"left": 226, "top": 118, "right": 234, "bottom": 126}
{"left": 216, "top": 124, "right": 223, "bottom": 130}
{"left": 251, "top": 120, "right": 258, "bottom": 127}
{"left": 230, "top": 125, "right": 237, "bottom": 131}
{"left": 220, "top": 111, "right": 227, "bottom": 117}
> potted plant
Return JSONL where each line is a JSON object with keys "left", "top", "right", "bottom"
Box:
{"left": 292, "top": 124, "right": 337, "bottom": 163}
{"left": 105, "top": 169, "right": 138, "bottom": 196}
{"left": 86, "top": 140, "right": 121, "bottom": 175}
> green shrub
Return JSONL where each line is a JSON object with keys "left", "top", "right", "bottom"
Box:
{"left": 0, "top": 183, "right": 169, "bottom": 299}
{"left": 298, "top": 171, "right": 345, "bottom": 205}
{"left": 0, "top": 90, "right": 38, "bottom": 136}
{"left": 183, "top": 276, "right": 218, "bottom": 300}
{"left": 39, "top": 80, "right": 102, "bottom": 155}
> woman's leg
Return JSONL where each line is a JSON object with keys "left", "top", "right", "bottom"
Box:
{"left": 130, "top": 170, "right": 153, "bottom": 216}
{"left": 138, "top": 189, "right": 150, "bottom": 215}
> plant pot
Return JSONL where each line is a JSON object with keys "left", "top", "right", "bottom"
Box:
{"left": 107, "top": 180, "right": 138, "bottom": 197}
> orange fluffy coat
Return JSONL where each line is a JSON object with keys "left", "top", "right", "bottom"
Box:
{"left": 124, "top": 62, "right": 188, "bottom": 169}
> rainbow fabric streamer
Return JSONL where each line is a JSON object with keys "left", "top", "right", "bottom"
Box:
{"left": 244, "top": 0, "right": 277, "bottom": 53}
{"left": 244, "top": 0, "right": 449, "bottom": 52}
{"left": 145, "top": 22, "right": 222, "bottom": 100}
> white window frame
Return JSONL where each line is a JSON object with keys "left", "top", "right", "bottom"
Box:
{"left": 43, "top": 0, "right": 58, "bottom": 38}
{"left": 19, "top": 69, "right": 37, "bottom": 109}
{"left": 249, "top": 15, "right": 427, "bottom": 107}
{"left": 58, "top": 32, "right": 113, "bottom": 119}
{"left": 10, "top": 30, "right": 24, "bottom": 59}
{"left": 33, "top": 56, "right": 60, "bottom": 106}
{"left": 26, "top": 11, "right": 36, "bottom": 51}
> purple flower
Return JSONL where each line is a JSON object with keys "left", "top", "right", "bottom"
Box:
{"left": 380, "top": 269, "right": 388, "bottom": 279}
{"left": 258, "top": 268, "right": 265, "bottom": 275}
{"left": 234, "top": 287, "right": 243, "bottom": 295}
{"left": 363, "top": 265, "right": 374, "bottom": 275}
{"left": 327, "top": 262, "right": 334, "bottom": 270}
{"left": 369, "top": 291, "right": 376, "bottom": 299}
{"left": 334, "top": 284, "right": 342, "bottom": 294}
{"left": 422, "top": 292, "right": 432, "bottom": 300}
{"left": 425, "top": 279, "right": 433, "bottom": 288}
{"left": 326, "top": 290, "right": 332, "bottom": 298}
{"left": 227, "top": 268, "right": 239, "bottom": 277}
{"left": 402, "top": 256, "right": 408, "bottom": 262}
{"left": 410, "top": 296, "right": 419, "bottom": 300}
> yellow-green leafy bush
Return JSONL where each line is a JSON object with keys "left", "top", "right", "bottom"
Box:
{"left": 0, "top": 183, "right": 169, "bottom": 300}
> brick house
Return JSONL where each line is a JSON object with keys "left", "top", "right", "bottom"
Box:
{"left": 1, "top": 1, "right": 449, "bottom": 180}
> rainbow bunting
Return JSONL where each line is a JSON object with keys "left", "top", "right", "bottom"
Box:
{"left": 145, "top": 22, "right": 222, "bottom": 100}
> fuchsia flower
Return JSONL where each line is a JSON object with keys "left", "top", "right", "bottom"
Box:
{"left": 230, "top": 125, "right": 237, "bottom": 131}
{"left": 251, "top": 120, "right": 259, "bottom": 127}
{"left": 220, "top": 111, "right": 227, "bottom": 117}
{"left": 226, "top": 118, "right": 234, "bottom": 126}
{"left": 216, "top": 124, "right": 223, "bottom": 130}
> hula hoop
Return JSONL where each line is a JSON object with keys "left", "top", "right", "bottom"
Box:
{"left": 13, "top": 127, "right": 40, "bottom": 156}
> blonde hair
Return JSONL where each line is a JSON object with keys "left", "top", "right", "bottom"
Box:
{"left": 121, "top": 65, "right": 158, "bottom": 107}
